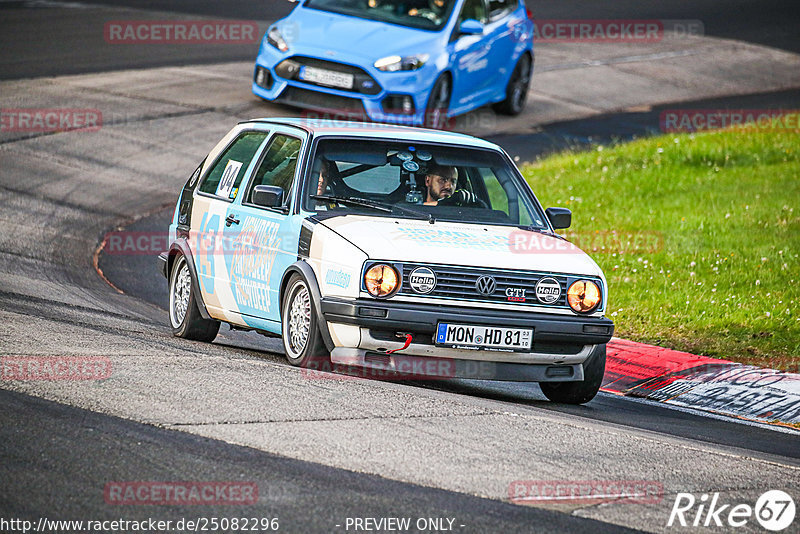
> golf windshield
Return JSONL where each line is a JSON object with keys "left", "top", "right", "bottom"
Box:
{"left": 304, "top": 138, "right": 548, "bottom": 229}
{"left": 304, "top": 0, "right": 457, "bottom": 30}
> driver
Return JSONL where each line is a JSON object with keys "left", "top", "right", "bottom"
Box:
{"left": 409, "top": 0, "right": 447, "bottom": 20}
{"left": 423, "top": 164, "right": 458, "bottom": 205}
{"left": 423, "top": 165, "right": 482, "bottom": 206}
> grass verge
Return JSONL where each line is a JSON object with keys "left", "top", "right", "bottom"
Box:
{"left": 523, "top": 125, "right": 799, "bottom": 370}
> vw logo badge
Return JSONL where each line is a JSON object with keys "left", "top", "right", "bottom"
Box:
{"left": 475, "top": 275, "right": 497, "bottom": 296}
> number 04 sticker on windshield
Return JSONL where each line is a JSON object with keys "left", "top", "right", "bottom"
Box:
{"left": 436, "top": 323, "right": 533, "bottom": 351}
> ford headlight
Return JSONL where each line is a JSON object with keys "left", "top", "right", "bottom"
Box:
{"left": 267, "top": 27, "right": 289, "bottom": 52}
{"left": 374, "top": 54, "right": 429, "bottom": 72}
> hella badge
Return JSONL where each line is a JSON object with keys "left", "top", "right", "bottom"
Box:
{"left": 535, "top": 277, "right": 561, "bottom": 304}
{"left": 409, "top": 267, "right": 436, "bottom": 294}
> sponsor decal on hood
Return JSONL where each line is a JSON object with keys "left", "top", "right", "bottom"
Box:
{"left": 317, "top": 216, "right": 603, "bottom": 277}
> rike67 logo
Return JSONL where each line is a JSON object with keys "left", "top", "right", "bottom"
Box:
{"left": 667, "top": 490, "right": 795, "bottom": 531}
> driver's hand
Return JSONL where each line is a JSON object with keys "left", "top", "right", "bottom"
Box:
{"left": 438, "top": 189, "right": 480, "bottom": 206}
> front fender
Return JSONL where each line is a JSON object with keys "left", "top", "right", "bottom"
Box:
{"left": 281, "top": 260, "right": 335, "bottom": 351}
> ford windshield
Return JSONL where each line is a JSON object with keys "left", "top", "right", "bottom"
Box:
{"left": 303, "top": 0, "right": 457, "bottom": 30}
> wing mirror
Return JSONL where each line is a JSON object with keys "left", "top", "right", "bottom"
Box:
{"left": 545, "top": 207, "right": 572, "bottom": 229}
{"left": 252, "top": 185, "right": 285, "bottom": 208}
{"left": 459, "top": 19, "right": 484, "bottom": 36}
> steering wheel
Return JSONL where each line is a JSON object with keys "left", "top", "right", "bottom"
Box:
{"left": 437, "top": 189, "right": 488, "bottom": 208}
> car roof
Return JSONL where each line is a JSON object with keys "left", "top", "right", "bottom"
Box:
{"left": 240, "top": 117, "right": 501, "bottom": 151}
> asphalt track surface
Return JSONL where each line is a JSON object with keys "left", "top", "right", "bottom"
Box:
{"left": 2, "top": 388, "right": 637, "bottom": 533}
{"left": 0, "top": 0, "right": 799, "bottom": 79}
{"left": 1, "top": 1, "right": 800, "bottom": 533}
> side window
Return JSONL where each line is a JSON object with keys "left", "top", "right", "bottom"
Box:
{"left": 199, "top": 132, "right": 268, "bottom": 200}
{"left": 477, "top": 166, "right": 539, "bottom": 225}
{"left": 247, "top": 134, "right": 303, "bottom": 207}
{"left": 458, "top": 0, "right": 487, "bottom": 24}
{"left": 480, "top": 168, "right": 509, "bottom": 213}
{"left": 487, "top": 0, "right": 513, "bottom": 20}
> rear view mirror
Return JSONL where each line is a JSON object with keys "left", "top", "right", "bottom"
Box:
{"left": 252, "top": 185, "right": 284, "bottom": 208}
{"left": 459, "top": 19, "right": 483, "bottom": 36}
{"left": 545, "top": 207, "right": 571, "bottom": 229}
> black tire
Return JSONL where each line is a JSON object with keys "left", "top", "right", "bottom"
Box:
{"left": 168, "top": 253, "right": 220, "bottom": 341}
{"left": 424, "top": 74, "right": 451, "bottom": 129}
{"left": 281, "top": 274, "right": 329, "bottom": 367}
{"left": 493, "top": 54, "right": 532, "bottom": 116}
{"left": 540, "top": 344, "right": 606, "bottom": 404}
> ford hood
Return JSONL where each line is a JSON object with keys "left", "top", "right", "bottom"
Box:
{"left": 279, "top": 8, "right": 441, "bottom": 62}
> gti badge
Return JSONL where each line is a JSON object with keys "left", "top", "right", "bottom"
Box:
{"left": 505, "top": 287, "right": 526, "bottom": 302}
{"left": 535, "top": 277, "right": 561, "bottom": 304}
{"left": 409, "top": 267, "right": 436, "bottom": 294}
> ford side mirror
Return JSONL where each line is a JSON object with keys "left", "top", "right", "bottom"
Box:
{"left": 252, "top": 185, "right": 284, "bottom": 208}
{"left": 545, "top": 207, "right": 571, "bottom": 229}
{"left": 459, "top": 19, "right": 483, "bottom": 36}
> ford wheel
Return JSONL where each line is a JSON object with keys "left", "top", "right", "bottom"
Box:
{"left": 494, "top": 54, "right": 532, "bottom": 116}
{"left": 424, "top": 75, "right": 451, "bottom": 129}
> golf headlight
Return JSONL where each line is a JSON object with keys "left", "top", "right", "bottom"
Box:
{"left": 364, "top": 264, "right": 399, "bottom": 297}
{"left": 374, "top": 54, "right": 429, "bottom": 72}
{"left": 267, "top": 27, "right": 289, "bottom": 52}
{"left": 567, "top": 280, "right": 601, "bottom": 313}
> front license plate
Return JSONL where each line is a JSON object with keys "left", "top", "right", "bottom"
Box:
{"left": 299, "top": 66, "right": 354, "bottom": 89}
{"left": 435, "top": 323, "right": 533, "bottom": 351}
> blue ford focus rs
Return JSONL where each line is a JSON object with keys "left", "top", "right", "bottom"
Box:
{"left": 252, "top": 0, "right": 534, "bottom": 127}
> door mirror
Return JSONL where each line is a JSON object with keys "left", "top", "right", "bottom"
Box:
{"left": 459, "top": 19, "right": 484, "bottom": 36}
{"left": 545, "top": 207, "right": 572, "bottom": 229}
{"left": 252, "top": 185, "right": 285, "bottom": 208}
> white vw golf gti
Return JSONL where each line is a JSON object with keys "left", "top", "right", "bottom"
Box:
{"left": 159, "top": 118, "right": 613, "bottom": 404}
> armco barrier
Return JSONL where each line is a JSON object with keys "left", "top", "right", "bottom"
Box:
{"left": 603, "top": 339, "right": 800, "bottom": 426}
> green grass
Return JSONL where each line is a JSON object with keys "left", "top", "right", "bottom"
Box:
{"left": 522, "top": 126, "right": 800, "bottom": 370}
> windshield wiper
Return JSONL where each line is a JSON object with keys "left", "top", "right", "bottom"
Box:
{"left": 311, "top": 195, "right": 392, "bottom": 213}
{"left": 311, "top": 195, "right": 435, "bottom": 223}
{"left": 518, "top": 225, "right": 552, "bottom": 234}
{"left": 391, "top": 203, "right": 436, "bottom": 224}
